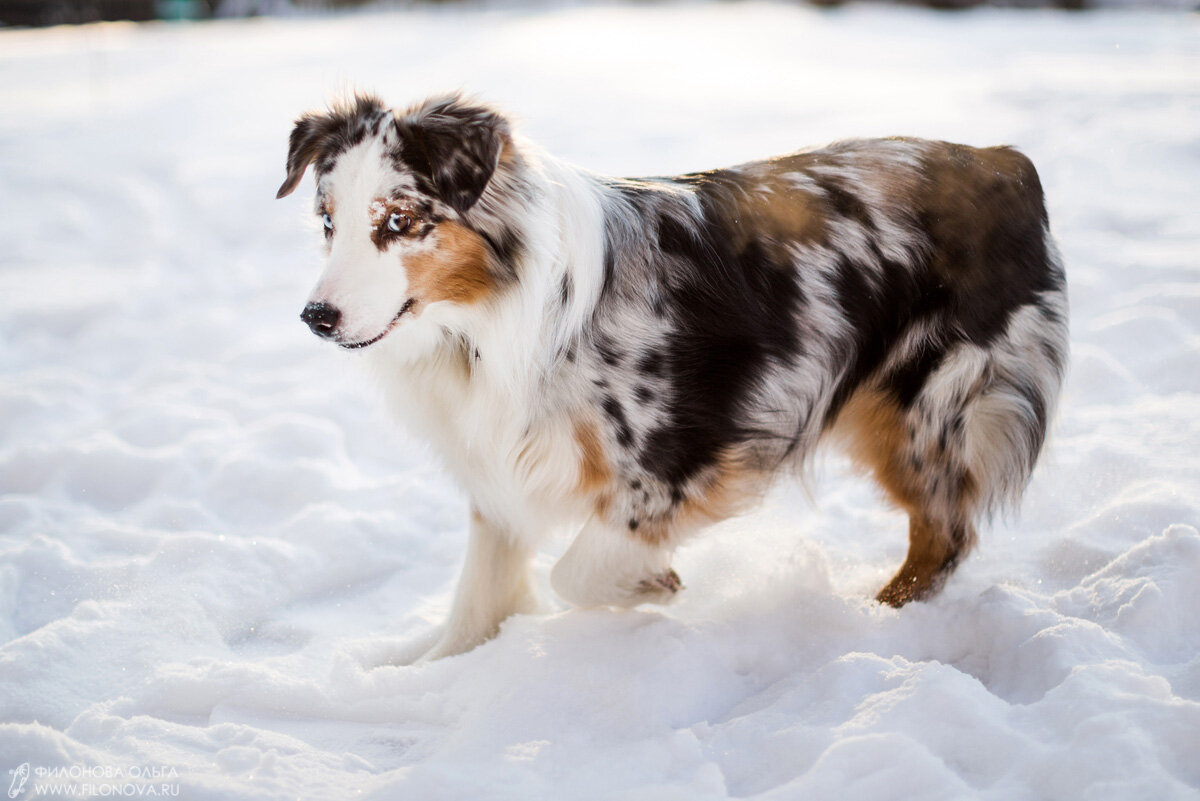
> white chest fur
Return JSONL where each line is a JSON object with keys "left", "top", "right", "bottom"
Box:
{"left": 366, "top": 339, "right": 587, "bottom": 545}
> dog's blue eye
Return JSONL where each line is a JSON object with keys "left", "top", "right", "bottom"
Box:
{"left": 387, "top": 213, "right": 411, "bottom": 234}
{"left": 321, "top": 213, "right": 333, "bottom": 231}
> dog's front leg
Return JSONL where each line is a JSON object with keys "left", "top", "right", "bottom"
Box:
{"left": 421, "top": 509, "right": 538, "bottom": 661}
{"left": 550, "top": 518, "right": 681, "bottom": 608}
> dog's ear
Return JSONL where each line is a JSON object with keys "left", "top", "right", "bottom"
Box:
{"left": 394, "top": 95, "right": 510, "bottom": 215}
{"left": 276, "top": 95, "right": 387, "bottom": 199}
{"left": 276, "top": 114, "right": 326, "bottom": 199}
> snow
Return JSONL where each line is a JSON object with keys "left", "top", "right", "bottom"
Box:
{"left": 1, "top": 3, "right": 1199, "bottom": 799}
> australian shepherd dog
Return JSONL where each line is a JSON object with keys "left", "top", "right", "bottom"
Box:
{"left": 277, "top": 93, "right": 1068, "bottom": 661}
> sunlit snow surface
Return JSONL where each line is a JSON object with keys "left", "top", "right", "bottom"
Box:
{"left": 1, "top": 4, "right": 1199, "bottom": 798}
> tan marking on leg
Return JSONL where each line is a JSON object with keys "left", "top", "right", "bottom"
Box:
{"left": 875, "top": 516, "right": 967, "bottom": 607}
{"left": 834, "top": 389, "right": 923, "bottom": 515}
{"left": 832, "top": 389, "right": 974, "bottom": 606}
{"left": 637, "top": 450, "right": 763, "bottom": 548}
{"left": 572, "top": 417, "right": 613, "bottom": 516}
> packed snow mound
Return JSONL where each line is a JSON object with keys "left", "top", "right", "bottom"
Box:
{"left": 1, "top": 4, "right": 1198, "bottom": 799}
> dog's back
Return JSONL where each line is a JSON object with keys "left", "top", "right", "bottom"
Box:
{"left": 578, "top": 137, "right": 1066, "bottom": 604}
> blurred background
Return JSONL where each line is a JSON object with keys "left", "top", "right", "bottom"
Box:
{"left": 0, "top": 0, "right": 1194, "bottom": 27}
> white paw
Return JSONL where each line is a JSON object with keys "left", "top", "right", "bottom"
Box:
{"left": 633, "top": 568, "right": 684, "bottom": 605}
{"left": 551, "top": 554, "right": 682, "bottom": 609}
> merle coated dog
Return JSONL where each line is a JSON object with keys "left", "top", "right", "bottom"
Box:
{"left": 278, "top": 94, "right": 1068, "bottom": 660}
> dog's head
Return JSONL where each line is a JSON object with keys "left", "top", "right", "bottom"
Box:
{"left": 278, "top": 93, "right": 516, "bottom": 350}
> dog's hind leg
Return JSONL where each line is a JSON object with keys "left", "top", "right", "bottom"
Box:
{"left": 550, "top": 518, "right": 681, "bottom": 608}
{"left": 420, "top": 509, "right": 539, "bottom": 661}
{"left": 871, "top": 297, "right": 1066, "bottom": 605}
{"left": 832, "top": 382, "right": 980, "bottom": 607}
{"left": 876, "top": 515, "right": 975, "bottom": 607}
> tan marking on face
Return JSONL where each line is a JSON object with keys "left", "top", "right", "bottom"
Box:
{"left": 405, "top": 220, "right": 494, "bottom": 307}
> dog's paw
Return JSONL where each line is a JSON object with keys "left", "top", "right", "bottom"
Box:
{"left": 634, "top": 568, "right": 684, "bottom": 604}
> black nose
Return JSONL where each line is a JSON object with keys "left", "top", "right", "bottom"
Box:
{"left": 301, "top": 301, "right": 341, "bottom": 339}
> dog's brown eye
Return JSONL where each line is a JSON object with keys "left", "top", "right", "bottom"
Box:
{"left": 387, "top": 212, "right": 412, "bottom": 235}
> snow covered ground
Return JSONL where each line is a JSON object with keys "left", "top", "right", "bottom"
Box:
{"left": 1, "top": 3, "right": 1199, "bottom": 798}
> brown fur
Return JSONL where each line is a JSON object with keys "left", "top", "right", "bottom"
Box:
{"left": 728, "top": 172, "right": 829, "bottom": 251}
{"left": 405, "top": 221, "right": 494, "bottom": 307}
{"left": 573, "top": 417, "right": 612, "bottom": 494}
{"left": 917, "top": 143, "right": 1046, "bottom": 292}
{"left": 572, "top": 417, "right": 615, "bottom": 519}
{"left": 636, "top": 451, "right": 763, "bottom": 548}
{"left": 832, "top": 387, "right": 978, "bottom": 606}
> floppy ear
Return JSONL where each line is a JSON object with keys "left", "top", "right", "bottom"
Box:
{"left": 395, "top": 96, "right": 510, "bottom": 215}
{"left": 276, "top": 114, "right": 327, "bottom": 199}
{"left": 276, "top": 94, "right": 387, "bottom": 199}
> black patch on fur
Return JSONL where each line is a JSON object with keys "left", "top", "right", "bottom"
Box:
{"left": 602, "top": 246, "right": 617, "bottom": 295}
{"left": 480, "top": 226, "right": 523, "bottom": 281}
{"left": 613, "top": 181, "right": 659, "bottom": 202}
{"left": 637, "top": 352, "right": 663, "bottom": 377}
{"left": 603, "top": 396, "right": 634, "bottom": 448}
{"left": 814, "top": 175, "right": 876, "bottom": 231}
{"left": 825, "top": 252, "right": 947, "bottom": 422}
{"left": 886, "top": 338, "right": 948, "bottom": 409}
{"left": 603, "top": 180, "right": 805, "bottom": 488}
{"left": 635, "top": 385, "right": 655, "bottom": 404}
{"left": 558, "top": 273, "right": 574, "bottom": 308}
{"left": 277, "top": 94, "right": 387, "bottom": 199}
{"left": 392, "top": 95, "right": 509, "bottom": 215}
{"left": 1040, "top": 339, "right": 1063, "bottom": 372}
{"left": 672, "top": 171, "right": 720, "bottom": 188}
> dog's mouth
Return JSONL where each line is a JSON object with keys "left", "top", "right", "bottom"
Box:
{"left": 339, "top": 298, "right": 417, "bottom": 350}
